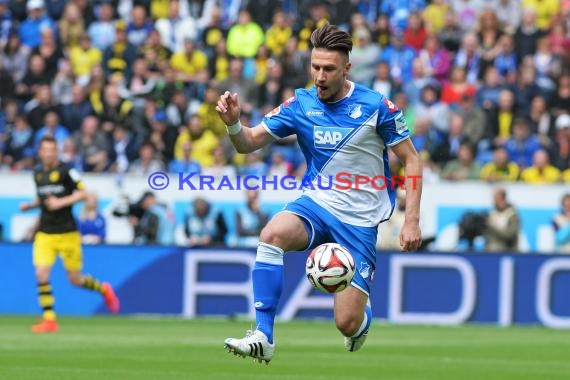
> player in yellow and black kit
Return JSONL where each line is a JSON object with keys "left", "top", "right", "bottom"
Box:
{"left": 19, "top": 136, "right": 120, "bottom": 333}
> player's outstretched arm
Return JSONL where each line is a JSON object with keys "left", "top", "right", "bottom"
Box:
{"left": 19, "top": 197, "right": 41, "bottom": 211}
{"left": 216, "top": 91, "right": 274, "bottom": 154}
{"left": 391, "top": 138, "right": 423, "bottom": 251}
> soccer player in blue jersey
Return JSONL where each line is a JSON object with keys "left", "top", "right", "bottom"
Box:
{"left": 216, "top": 24, "right": 423, "bottom": 363}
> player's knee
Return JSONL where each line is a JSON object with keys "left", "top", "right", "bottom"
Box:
{"left": 35, "top": 266, "right": 50, "bottom": 282}
{"left": 335, "top": 314, "right": 360, "bottom": 337}
{"left": 259, "top": 224, "right": 286, "bottom": 247}
{"left": 67, "top": 272, "right": 83, "bottom": 286}
{"left": 35, "top": 268, "right": 50, "bottom": 283}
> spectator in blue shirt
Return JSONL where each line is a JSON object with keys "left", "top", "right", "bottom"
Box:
{"left": 235, "top": 190, "right": 269, "bottom": 248}
{"left": 379, "top": 31, "right": 417, "bottom": 85}
{"left": 127, "top": 5, "right": 154, "bottom": 48}
{"left": 552, "top": 194, "right": 570, "bottom": 254}
{"left": 476, "top": 67, "right": 504, "bottom": 111}
{"left": 0, "top": 0, "right": 14, "bottom": 49}
{"left": 184, "top": 197, "right": 227, "bottom": 247}
{"left": 60, "top": 85, "right": 94, "bottom": 133}
{"left": 504, "top": 117, "right": 543, "bottom": 169}
{"left": 18, "top": 0, "right": 57, "bottom": 49}
{"left": 168, "top": 140, "right": 201, "bottom": 173}
{"left": 454, "top": 32, "right": 481, "bottom": 85}
{"left": 380, "top": 0, "right": 426, "bottom": 31}
{"left": 33, "top": 111, "right": 69, "bottom": 154}
{"left": 239, "top": 150, "right": 268, "bottom": 177}
{"left": 87, "top": 2, "right": 115, "bottom": 51}
{"left": 2, "top": 115, "right": 35, "bottom": 170}
{"left": 77, "top": 192, "right": 106, "bottom": 244}
{"left": 494, "top": 34, "right": 518, "bottom": 83}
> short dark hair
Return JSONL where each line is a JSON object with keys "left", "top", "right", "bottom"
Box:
{"left": 39, "top": 135, "right": 56, "bottom": 147}
{"left": 310, "top": 24, "right": 352, "bottom": 57}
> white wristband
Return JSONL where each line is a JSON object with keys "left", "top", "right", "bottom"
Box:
{"left": 226, "top": 120, "right": 243, "bottom": 135}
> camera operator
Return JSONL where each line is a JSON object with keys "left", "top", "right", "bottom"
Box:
{"left": 133, "top": 192, "right": 174, "bottom": 246}
{"left": 112, "top": 194, "right": 144, "bottom": 243}
{"left": 484, "top": 187, "right": 520, "bottom": 252}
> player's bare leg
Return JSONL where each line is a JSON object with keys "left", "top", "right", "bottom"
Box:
{"left": 32, "top": 265, "right": 59, "bottom": 333}
{"left": 68, "top": 270, "right": 120, "bottom": 314}
{"left": 334, "top": 286, "right": 371, "bottom": 352}
{"left": 224, "top": 212, "right": 308, "bottom": 364}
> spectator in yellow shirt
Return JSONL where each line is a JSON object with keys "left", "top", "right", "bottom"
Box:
{"left": 522, "top": 0, "right": 560, "bottom": 31}
{"left": 423, "top": 0, "right": 449, "bottom": 34}
{"left": 197, "top": 85, "right": 226, "bottom": 137}
{"left": 480, "top": 147, "right": 521, "bottom": 182}
{"left": 265, "top": 10, "right": 292, "bottom": 57}
{"left": 174, "top": 115, "right": 219, "bottom": 167}
{"left": 151, "top": 0, "right": 171, "bottom": 20}
{"left": 226, "top": 9, "right": 264, "bottom": 58}
{"left": 70, "top": 33, "right": 102, "bottom": 84}
{"left": 170, "top": 38, "right": 209, "bottom": 83}
{"left": 563, "top": 169, "right": 570, "bottom": 183}
{"left": 520, "top": 149, "right": 561, "bottom": 184}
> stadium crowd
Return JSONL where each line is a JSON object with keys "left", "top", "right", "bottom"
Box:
{"left": 0, "top": 0, "right": 569, "bottom": 251}
{"left": 0, "top": 0, "right": 569, "bottom": 184}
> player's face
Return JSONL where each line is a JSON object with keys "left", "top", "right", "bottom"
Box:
{"left": 39, "top": 141, "right": 58, "bottom": 167}
{"left": 311, "top": 48, "right": 351, "bottom": 102}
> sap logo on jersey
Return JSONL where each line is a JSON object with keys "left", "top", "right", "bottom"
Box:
{"left": 314, "top": 126, "right": 352, "bottom": 149}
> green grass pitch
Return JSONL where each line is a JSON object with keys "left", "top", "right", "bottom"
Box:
{"left": 0, "top": 316, "right": 569, "bottom": 380}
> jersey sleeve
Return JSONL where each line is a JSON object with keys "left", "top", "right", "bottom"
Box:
{"left": 376, "top": 95, "right": 410, "bottom": 147}
{"left": 260, "top": 95, "right": 299, "bottom": 139}
{"left": 66, "top": 167, "right": 86, "bottom": 191}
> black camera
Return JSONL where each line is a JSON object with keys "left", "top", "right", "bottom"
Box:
{"left": 459, "top": 211, "right": 488, "bottom": 250}
{"left": 112, "top": 195, "right": 144, "bottom": 219}
{"left": 459, "top": 211, "right": 488, "bottom": 240}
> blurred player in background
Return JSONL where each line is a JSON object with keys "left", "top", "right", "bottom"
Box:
{"left": 19, "top": 136, "right": 120, "bottom": 333}
{"left": 217, "top": 24, "right": 422, "bottom": 363}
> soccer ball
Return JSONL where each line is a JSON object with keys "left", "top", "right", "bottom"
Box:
{"left": 305, "top": 243, "right": 355, "bottom": 293}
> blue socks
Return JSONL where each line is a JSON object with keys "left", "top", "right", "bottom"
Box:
{"left": 252, "top": 243, "right": 284, "bottom": 344}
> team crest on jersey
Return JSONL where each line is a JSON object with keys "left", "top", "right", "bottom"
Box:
{"left": 383, "top": 97, "right": 398, "bottom": 113}
{"left": 49, "top": 170, "right": 60, "bottom": 183}
{"left": 265, "top": 106, "right": 280, "bottom": 118}
{"left": 283, "top": 96, "right": 296, "bottom": 107}
{"left": 313, "top": 126, "right": 352, "bottom": 149}
{"left": 348, "top": 104, "right": 362, "bottom": 119}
